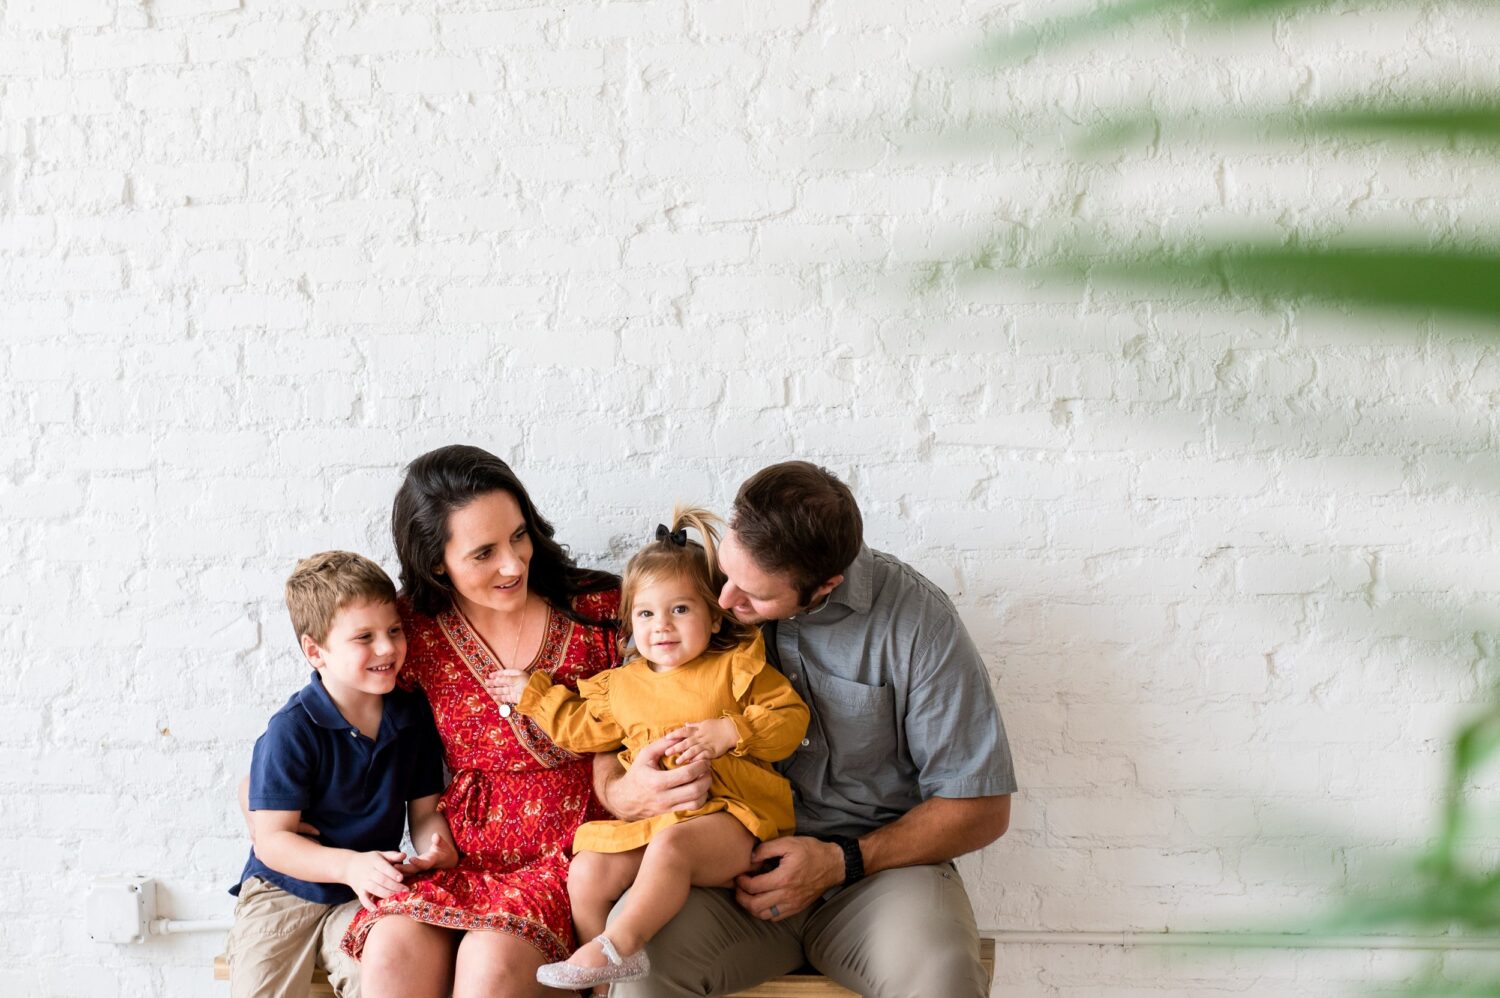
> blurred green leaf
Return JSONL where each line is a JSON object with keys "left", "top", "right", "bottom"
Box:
{"left": 982, "top": 0, "right": 1329, "bottom": 67}
{"left": 1078, "top": 245, "right": 1500, "bottom": 322}
{"left": 1073, "top": 101, "right": 1500, "bottom": 157}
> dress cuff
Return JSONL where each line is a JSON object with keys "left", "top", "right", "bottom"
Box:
{"left": 516, "top": 671, "right": 553, "bottom": 715}
{"left": 722, "top": 710, "right": 754, "bottom": 757}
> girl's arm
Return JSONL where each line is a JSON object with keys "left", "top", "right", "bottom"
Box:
{"left": 396, "top": 793, "right": 459, "bottom": 875}
{"left": 485, "top": 669, "right": 626, "bottom": 754}
{"left": 249, "top": 809, "right": 407, "bottom": 910}
{"left": 671, "top": 665, "right": 810, "bottom": 765}
{"left": 722, "top": 665, "right": 810, "bottom": 762}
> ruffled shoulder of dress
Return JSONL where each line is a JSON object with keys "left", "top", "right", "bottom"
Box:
{"left": 574, "top": 667, "right": 616, "bottom": 719}
{"left": 725, "top": 630, "right": 771, "bottom": 702}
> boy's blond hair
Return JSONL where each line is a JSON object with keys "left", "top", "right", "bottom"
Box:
{"left": 285, "top": 551, "right": 398, "bottom": 644}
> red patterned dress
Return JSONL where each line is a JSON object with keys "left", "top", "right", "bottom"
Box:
{"left": 343, "top": 588, "right": 620, "bottom": 962}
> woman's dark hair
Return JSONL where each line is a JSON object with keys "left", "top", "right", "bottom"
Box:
{"left": 731, "top": 461, "right": 863, "bottom": 605}
{"left": 392, "top": 444, "right": 618, "bottom": 625}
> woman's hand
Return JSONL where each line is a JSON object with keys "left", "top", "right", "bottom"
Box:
{"left": 396, "top": 832, "right": 459, "bottom": 876}
{"left": 668, "top": 717, "right": 739, "bottom": 765}
{"left": 483, "top": 668, "right": 529, "bottom": 705}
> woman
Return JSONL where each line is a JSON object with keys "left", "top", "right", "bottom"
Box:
{"left": 345, "top": 444, "right": 620, "bottom": 997}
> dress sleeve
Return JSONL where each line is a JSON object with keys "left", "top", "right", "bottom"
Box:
{"left": 723, "top": 636, "right": 810, "bottom": 763}
{"left": 517, "top": 669, "right": 626, "bottom": 754}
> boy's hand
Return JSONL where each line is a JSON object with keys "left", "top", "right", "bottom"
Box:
{"left": 396, "top": 833, "right": 459, "bottom": 876}
{"left": 483, "top": 669, "right": 529, "bottom": 705}
{"left": 667, "top": 717, "right": 739, "bottom": 765}
{"left": 343, "top": 850, "right": 408, "bottom": 910}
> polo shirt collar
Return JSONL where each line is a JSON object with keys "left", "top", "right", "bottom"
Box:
{"left": 826, "top": 544, "right": 873, "bottom": 614}
{"left": 297, "top": 671, "right": 420, "bottom": 732}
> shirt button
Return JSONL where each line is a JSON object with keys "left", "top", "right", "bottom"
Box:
{"left": 789, "top": 673, "right": 798, "bottom": 681}
{"left": 801, "top": 739, "right": 810, "bottom": 747}
{"left": 350, "top": 730, "right": 359, "bottom": 737}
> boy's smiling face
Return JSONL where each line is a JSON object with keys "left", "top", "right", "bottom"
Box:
{"left": 303, "top": 599, "right": 406, "bottom": 701}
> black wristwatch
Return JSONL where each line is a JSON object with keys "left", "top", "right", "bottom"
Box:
{"left": 822, "top": 835, "right": 865, "bottom": 887}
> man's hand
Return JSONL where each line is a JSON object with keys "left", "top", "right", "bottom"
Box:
{"left": 668, "top": 717, "right": 738, "bottom": 765}
{"left": 396, "top": 832, "right": 459, "bottom": 876}
{"left": 733, "top": 835, "right": 845, "bottom": 922}
{"left": 595, "top": 734, "right": 712, "bottom": 821}
{"left": 343, "top": 850, "right": 409, "bottom": 910}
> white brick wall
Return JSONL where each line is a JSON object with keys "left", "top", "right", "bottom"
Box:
{"left": 4, "top": 0, "right": 1498, "bottom": 994}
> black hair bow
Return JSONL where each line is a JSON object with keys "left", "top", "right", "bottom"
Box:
{"left": 655, "top": 523, "right": 688, "bottom": 546}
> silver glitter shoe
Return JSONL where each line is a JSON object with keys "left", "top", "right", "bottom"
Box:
{"left": 535, "top": 934, "right": 651, "bottom": 990}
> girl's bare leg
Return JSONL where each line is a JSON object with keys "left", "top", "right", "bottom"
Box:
{"left": 568, "top": 848, "right": 645, "bottom": 948}
{"left": 567, "top": 814, "right": 755, "bottom": 968}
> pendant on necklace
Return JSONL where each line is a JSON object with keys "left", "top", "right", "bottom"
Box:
{"left": 498, "top": 703, "right": 513, "bottom": 718}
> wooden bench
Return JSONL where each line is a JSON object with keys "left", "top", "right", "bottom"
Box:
{"left": 214, "top": 937, "right": 994, "bottom": 994}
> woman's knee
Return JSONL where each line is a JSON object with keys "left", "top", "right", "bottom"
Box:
{"left": 361, "top": 916, "right": 451, "bottom": 973}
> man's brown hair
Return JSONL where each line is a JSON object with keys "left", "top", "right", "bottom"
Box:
{"left": 730, "top": 461, "right": 863, "bottom": 604}
{"left": 285, "top": 550, "right": 398, "bottom": 645}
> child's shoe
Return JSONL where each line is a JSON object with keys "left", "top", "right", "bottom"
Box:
{"left": 535, "top": 934, "right": 650, "bottom": 990}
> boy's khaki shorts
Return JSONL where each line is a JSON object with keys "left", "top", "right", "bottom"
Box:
{"left": 225, "top": 877, "right": 362, "bottom": 998}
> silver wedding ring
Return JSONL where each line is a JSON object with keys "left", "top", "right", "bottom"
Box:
{"left": 769, "top": 904, "right": 780, "bottom": 918}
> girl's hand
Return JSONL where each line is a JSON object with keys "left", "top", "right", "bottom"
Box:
{"left": 396, "top": 833, "right": 459, "bottom": 875}
{"left": 668, "top": 717, "right": 739, "bottom": 765}
{"left": 483, "top": 668, "right": 529, "bottom": 705}
{"left": 343, "top": 850, "right": 408, "bottom": 910}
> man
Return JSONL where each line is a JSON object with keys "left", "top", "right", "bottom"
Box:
{"left": 595, "top": 461, "right": 1016, "bottom": 997}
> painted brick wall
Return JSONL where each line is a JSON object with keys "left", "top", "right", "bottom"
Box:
{"left": 4, "top": 1, "right": 1497, "bottom": 995}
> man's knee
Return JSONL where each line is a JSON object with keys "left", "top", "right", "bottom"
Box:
{"left": 612, "top": 887, "right": 802, "bottom": 998}
{"left": 807, "top": 866, "right": 985, "bottom": 998}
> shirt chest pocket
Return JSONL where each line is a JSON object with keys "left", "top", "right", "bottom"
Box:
{"left": 806, "top": 671, "right": 896, "bottom": 776}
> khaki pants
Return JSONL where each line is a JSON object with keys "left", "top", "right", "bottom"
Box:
{"left": 225, "top": 877, "right": 362, "bottom": 998}
{"left": 611, "top": 864, "right": 987, "bottom": 998}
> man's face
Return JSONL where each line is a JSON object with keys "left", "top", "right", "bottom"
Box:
{"left": 717, "top": 529, "right": 814, "bottom": 625}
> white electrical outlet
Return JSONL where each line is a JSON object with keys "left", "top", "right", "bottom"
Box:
{"left": 86, "top": 877, "right": 156, "bottom": 944}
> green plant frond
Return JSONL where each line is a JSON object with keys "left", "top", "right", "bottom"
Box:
{"left": 1303, "top": 103, "right": 1500, "bottom": 146}
{"left": 1072, "top": 101, "right": 1500, "bottom": 156}
{"left": 980, "top": 0, "right": 1331, "bottom": 67}
{"left": 1087, "top": 245, "right": 1500, "bottom": 322}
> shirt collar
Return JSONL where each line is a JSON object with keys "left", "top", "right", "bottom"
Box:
{"left": 297, "top": 671, "right": 351, "bottom": 730}
{"left": 297, "top": 671, "right": 419, "bottom": 732}
{"left": 825, "top": 544, "right": 873, "bottom": 614}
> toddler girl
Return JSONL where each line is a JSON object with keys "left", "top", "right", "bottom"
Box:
{"left": 487, "top": 507, "right": 809, "bottom": 991}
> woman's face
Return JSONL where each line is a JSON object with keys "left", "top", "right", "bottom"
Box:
{"left": 439, "top": 490, "right": 534, "bottom": 615}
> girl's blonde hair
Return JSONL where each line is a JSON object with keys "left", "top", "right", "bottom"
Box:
{"left": 618, "top": 505, "right": 753, "bottom": 660}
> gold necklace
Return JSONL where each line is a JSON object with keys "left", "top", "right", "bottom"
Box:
{"left": 496, "top": 596, "right": 530, "bottom": 719}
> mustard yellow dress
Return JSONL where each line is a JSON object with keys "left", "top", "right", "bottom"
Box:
{"left": 515, "top": 632, "right": 810, "bottom": 853}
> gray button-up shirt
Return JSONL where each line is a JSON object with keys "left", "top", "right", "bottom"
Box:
{"left": 767, "top": 545, "right": 1017, "bottom": 839}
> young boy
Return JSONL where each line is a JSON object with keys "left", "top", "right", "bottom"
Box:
{"left": 225, "top": 551, "right": 456, "bottom": 998}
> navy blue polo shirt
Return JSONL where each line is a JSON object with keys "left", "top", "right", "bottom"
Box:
{"left": 231, "top": 671, "right": 447, "bottom": 905}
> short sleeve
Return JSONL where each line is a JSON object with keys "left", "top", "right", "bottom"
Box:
{"left": 905, "top": 605, "right": 1017, "bottom": 799}
{"left": 247, "top": 713, "right": 318, "bottom": 812}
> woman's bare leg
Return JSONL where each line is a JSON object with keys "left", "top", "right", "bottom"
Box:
{"left": 359, "top": 915, "right": 457, "bottom": 998}
{"left": 453, "top": 929, "right": 575, "bottom": 998}
{"left": 567, "top": 814, "right": 755, "bottom": 968}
